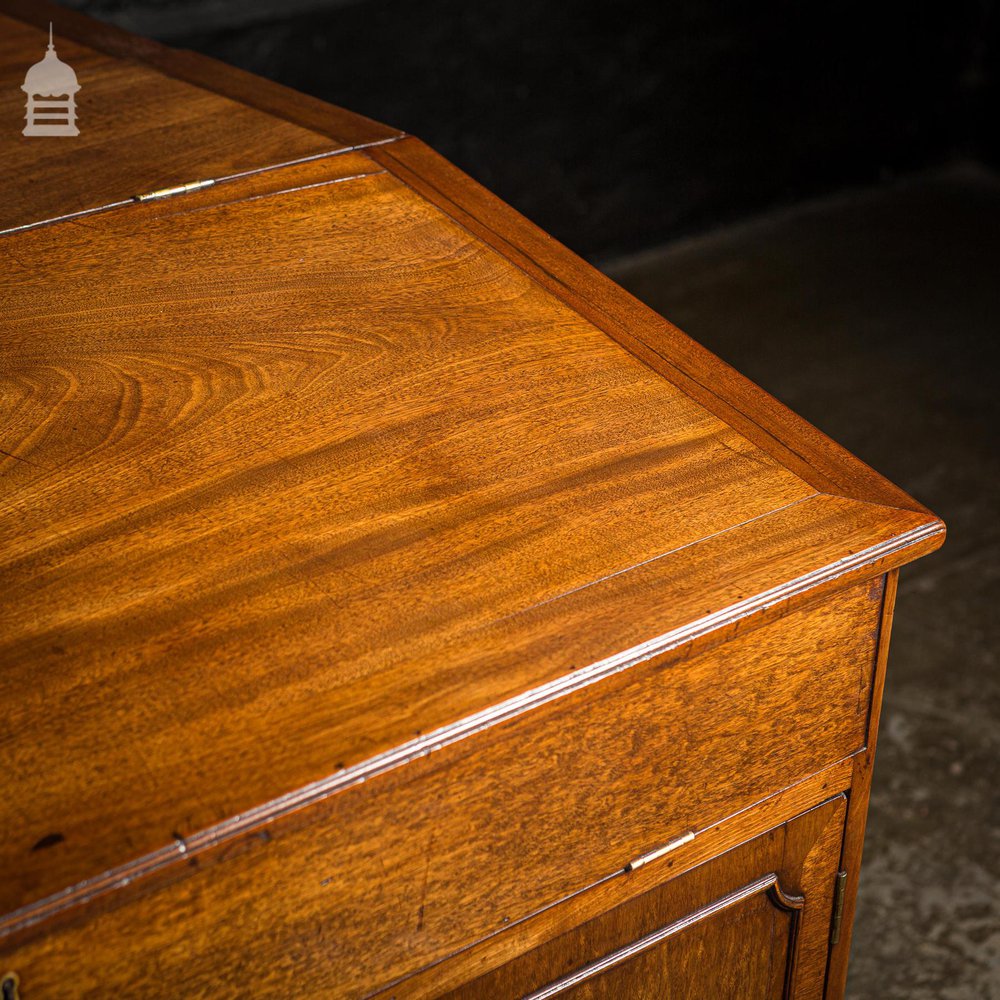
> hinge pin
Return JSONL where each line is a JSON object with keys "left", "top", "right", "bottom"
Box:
{"left": 625, "top": 831, "right": 696, "bottom": 872}
{"left": 134, "top": 179, "right": 216, "bottom": 202}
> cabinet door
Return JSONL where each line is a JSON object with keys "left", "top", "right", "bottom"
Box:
{"left": 442, "top": 795, "right": 846, "bottom": 1000}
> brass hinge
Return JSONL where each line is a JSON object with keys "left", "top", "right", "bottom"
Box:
{"left": 830, "top": 869, "right": 848, "bottom": 944}
{"left": 134, "top": 178, "right": 216, "bottom": 203}
{"left": 625, "top": 831, "right": 696, "bottom": 872}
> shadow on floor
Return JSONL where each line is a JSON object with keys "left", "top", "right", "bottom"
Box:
{"left": 603, "top": 161, "right": 1000, "bottom": 1000}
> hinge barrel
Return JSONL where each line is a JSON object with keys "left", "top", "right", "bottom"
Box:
{"left": 134, "top": 179, "right": 216, "bottom": 202}
{"left": 625, "top": 831, "right": 696, "bottom": 872}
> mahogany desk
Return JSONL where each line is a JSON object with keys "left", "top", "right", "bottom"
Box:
{"left": 0, "top": 3, "right": 944, "bottom": 997}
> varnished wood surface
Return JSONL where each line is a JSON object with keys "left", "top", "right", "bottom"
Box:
{"left": 375, "top": 756, "right": 856, "bottom": 999}
{"left": 825, "top": 569, "right": 898, "bottom": 996}
{"left": 0, "top": 145, "right": 938, "bottom": 924}
{"left": 0, "top": 4, "right": 945, "bottom": 994}
{"left": 371, "top": 138, "right": 937, "bottom": 517}
{"left": 0, "top": 10, "right": 396, "bottom": 234}
{"left": 0, "top": 585, "right": 874, "bottom": 997}
{"left": 507, "top": 878, "right": 800, "bottom": 999}
{"left": 443, "top": 796, "right": 847, "bottom": 1000}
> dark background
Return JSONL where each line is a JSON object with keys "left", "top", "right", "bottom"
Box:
{"left": 65, "top": 0, "right": 1000, "bottom": 260}
{"left": 64, "top": 2, "right": 1000, "bottom": 998}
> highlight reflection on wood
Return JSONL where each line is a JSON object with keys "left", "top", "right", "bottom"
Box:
{"left": 0, "top": 2, "right": 944, "bottom": 997}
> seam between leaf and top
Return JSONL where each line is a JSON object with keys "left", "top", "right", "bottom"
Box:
{"left": 0, "top": 135, "right": 408, "bottom": 238}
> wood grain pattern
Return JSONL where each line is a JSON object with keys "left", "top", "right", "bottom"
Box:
{"left": 0, "top": 5, "right": 945, "bottom": 995}
{"left": 518, "top": 877, "right": 801, "bottom": 999}
{"left": 441, "top": 796, "right": 847, "bottom": 1000}
{"left": 0, "top": 13, "right": 386, "bottom": 234}
{"left": 0, "top": 145, "right": 936, "bottom": 924}
{"left": 825, "top": 569, "right": 898, "bottom": 997}
{"left": 369, "top": 138, "right": 938, "bottom": 517}
{"left": 0, "top": 586, "right": 874, "bottom": 997}
{"left": 374, "top": 757, "right": 856, "bottom": 999}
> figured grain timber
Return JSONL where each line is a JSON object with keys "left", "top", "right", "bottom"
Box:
{"left": 825, "top": 569, "right": 899, "bottom": 996}
{"left": 444, "top": 796, "right": 845, "bottom": 1000}
{"left": 441, "top": 797, "right": 848, "bottom": 1000}
{"left": 0, "top": 3, "right": 944, "bottom": 997}
{"left": 376, "top": 757, "right": 856, "bottom": 999}
{"left": 369, "top": 137, "right": 937, "bottom": 516}
{"left": 0, "top": 154, "right": 937, "bottom": 920}
{"left": 0, "top": 584, "right": 874, "bottom": 997}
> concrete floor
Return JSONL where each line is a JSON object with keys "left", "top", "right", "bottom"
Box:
{"left": 604, "top": 162, "right": 1000, "bottom": 999}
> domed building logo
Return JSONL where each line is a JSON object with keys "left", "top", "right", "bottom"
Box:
{"left": 22, "top": 24, "right": 80, "bottom": 137}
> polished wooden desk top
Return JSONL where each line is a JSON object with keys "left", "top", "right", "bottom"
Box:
{"left": 0, "top": 0, "right": 943, "bottom": 951}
